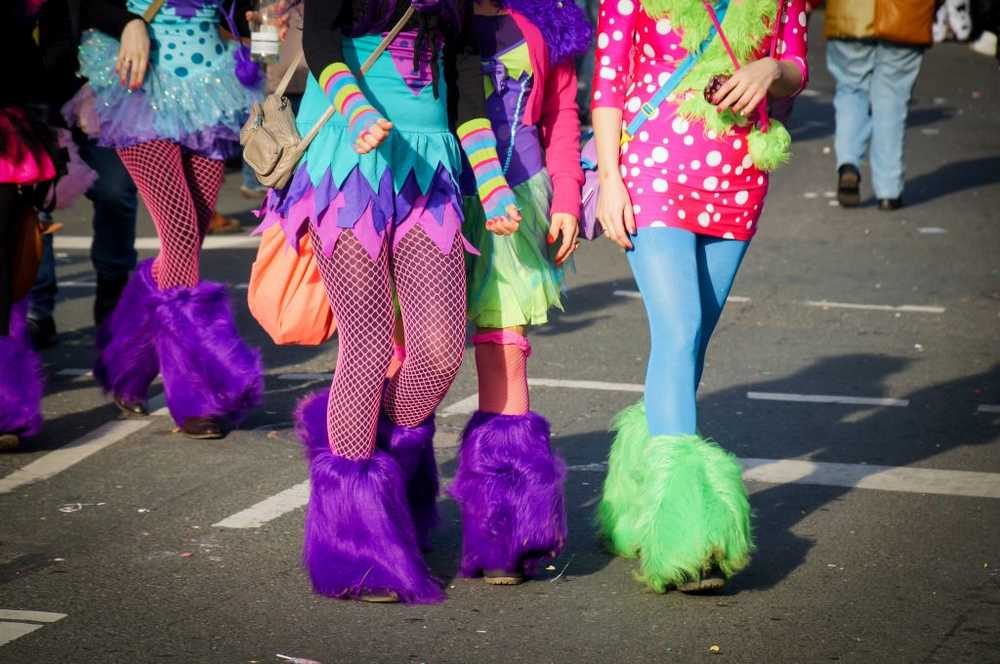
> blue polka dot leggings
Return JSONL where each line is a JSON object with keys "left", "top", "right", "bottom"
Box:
{"left": 626, "top": 226, "right": 749, "bottom": 437}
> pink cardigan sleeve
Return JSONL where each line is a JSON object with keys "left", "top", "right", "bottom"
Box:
{"left": 774, "top": 0, "right": 809, "bottom": 95}
{"left": 538, "top": 60, "right": 584, "bottom": 219}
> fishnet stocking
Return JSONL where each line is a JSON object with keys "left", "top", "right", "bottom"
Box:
{"left": 474, "top": 334, "right": 531, "bottom": 415}
{"left": 382, "top": 227, "right": 467, "bottom": 427}
{"left": 311, "top": 228, "right": 394, "bottom": 460}
{"left": 117, "top": 140, "right": 224, "bottom": 289}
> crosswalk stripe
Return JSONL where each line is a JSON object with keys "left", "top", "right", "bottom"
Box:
{"left": 213, "top": 481, "right": 309, "bottom": 529}
{"left": 747, "top": 391, "right": 909, "bottom": 407}
{"left": 54, "top": 235, "right": 259, "bottom": 251}
{"left": 0, "top": 622, "right": 44, "bottom": 647}
{"left": 0, "top": 611, "right": 67, "bottom": 623}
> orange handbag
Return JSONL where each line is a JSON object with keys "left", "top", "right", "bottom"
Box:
{"left": 247, "top": 224, "right": 336, "bottom": 346}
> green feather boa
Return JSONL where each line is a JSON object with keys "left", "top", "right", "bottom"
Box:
{"left": 639, "top": 0, "right": 791, "bottom": 170}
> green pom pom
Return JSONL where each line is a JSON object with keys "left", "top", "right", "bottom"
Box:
{"left": 748, "top": 120, "right": 791, "bottom": 171}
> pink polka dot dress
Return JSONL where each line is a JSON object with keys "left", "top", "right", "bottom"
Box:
{"left": 591, "top": 0, "right": 809, "bottom": 241}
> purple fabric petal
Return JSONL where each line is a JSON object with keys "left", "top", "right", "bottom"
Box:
{"left": 0, "top": 300, "right": 43, "bottom": 437}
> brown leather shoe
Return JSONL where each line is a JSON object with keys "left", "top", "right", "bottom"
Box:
{"left": 206, "top": 211, "right": 241, "bottom": 235}
{"left": 114, "top": 398, "right": 148, "bottom": 417}
{"left": 179, "top": 416, "right": 224, "bottom": 439}
{"left": 483, "top": 569, "right": 525, "bottom": 586}
{"left": 0, "top": 433, "right": 20, "bottom": 451}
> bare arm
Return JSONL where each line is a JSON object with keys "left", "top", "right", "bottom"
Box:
{"left": 592, "top": 107, "right": 635, "bottom": 250}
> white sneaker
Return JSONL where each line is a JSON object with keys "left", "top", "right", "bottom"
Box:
{"left": 946, "top": 0, "right": 973, "bottom": 41}
{"left": 971, "top": 31, "right": 998, "bottom": 56}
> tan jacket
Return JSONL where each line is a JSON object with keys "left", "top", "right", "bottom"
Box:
{"left": 824, "top": 0, "right": 936, "bottom": 46}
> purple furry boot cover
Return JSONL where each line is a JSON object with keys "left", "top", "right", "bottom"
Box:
{"left": 93, "top": 259, "right": 161, "bottom": 406}
{"left": 154, "top": 278, "right": 262, "bottom": 426}
{"left": 296, "top": 392, "right": 445, "bottom": 604}
{"left": 0, "top": 300, "right": 43, "bottom": 437}
{"left": 377, "top": 415, "right": 439, "bottom": 551}
{"left": 447, "top": 411, "right": 567, "bottom": 577}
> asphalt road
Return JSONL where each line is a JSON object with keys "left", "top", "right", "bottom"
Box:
{"left": 2, "top": 19, "right": 999, "bottom": 664}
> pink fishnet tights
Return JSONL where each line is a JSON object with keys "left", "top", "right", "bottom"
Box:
{"left": 475, "top": 339, "right": 530, "bottom": 415}
{"left": 311, "top": 226, "right": 467, "bottom": 459}
{"left": 117, "top": 140, "right": 224, "bottom": 289}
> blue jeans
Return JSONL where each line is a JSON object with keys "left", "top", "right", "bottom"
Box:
{"left": 626, "top": 227, "right": 749, "bottom": 437}
{"left": 826, "top": 40, "right": 924, "bottom": 200}
{"left": 29, "top": 140, "right": 138, "bottom": 320}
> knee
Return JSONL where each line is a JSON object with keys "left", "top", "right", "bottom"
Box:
{"left": 412, "top": 338, "right": 464, "bottom": 387}
{"left": 649, "top": 314, "right": 701, "bottom": 362}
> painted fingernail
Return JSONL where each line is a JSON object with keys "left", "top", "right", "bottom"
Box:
{"left": 547, "top": 234, "right": 556, "bottom": 244}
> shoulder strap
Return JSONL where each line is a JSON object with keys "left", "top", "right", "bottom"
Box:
{"left": 621, "top": 0, "right": 731, "bottom": 145}
{"left": 296, "top": 5, "right": 415, "bottom": 149}
{"left": 142, "top": 0, "right": 167, "bottom": 23}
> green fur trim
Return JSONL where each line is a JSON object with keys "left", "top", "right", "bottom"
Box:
{"left": 597, "top": 402, "right": 653, "bottom": 558}
{"left": 597, "top": 401, "right": 754, "bottom": 592}
{"left": 639, "top": 0, "right": 791, "bottom": 170}
{"left": 747, "top": 120, "right": 791, "bottom": 171}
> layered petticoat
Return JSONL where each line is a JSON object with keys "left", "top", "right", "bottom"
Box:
{"left": 77, "top": 30, "right": 260, "bottom": 159}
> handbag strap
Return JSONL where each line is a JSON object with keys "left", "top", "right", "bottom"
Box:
{"left": 142, "top": 0, "right": 167, "bottom": 23}
{"left": 621, "top": 0, "right": 730, "bottom": 145}
{"left": 293, "top": 6, "right": 416, "bottom": 149}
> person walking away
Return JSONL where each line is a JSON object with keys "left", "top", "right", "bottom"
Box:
{"left": 825, "top": 0, "right": 935, "bottom": 210}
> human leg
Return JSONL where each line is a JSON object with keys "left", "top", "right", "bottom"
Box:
{"left": 826, "top": 40, "right": 875, "bottom": 172}
{"left": 870, "top": 44, "right": 924, "bottom": 201}
{"left": 298, "top": 228, "right": 441, "bottom": 603}
{"left": 84, "top": 140, "right": 138, "bottom": 324}
{"left": 694, "top": 235, "right": 750, "bottom": 389}
{"left": 598, "top": 227, "right": 752, "bottom": 593}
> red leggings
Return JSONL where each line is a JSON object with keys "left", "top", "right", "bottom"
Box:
{"left": 116, "top": 140, "right": 224, "bottom": 289}
{"left": 311, "top": 226, "right": 467, "bottom": 460}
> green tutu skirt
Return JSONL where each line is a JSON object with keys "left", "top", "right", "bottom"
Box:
{"left": 463, "top": 170, "right": 566, "bottom": 329}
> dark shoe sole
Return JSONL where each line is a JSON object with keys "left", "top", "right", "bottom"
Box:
{"left": 0, "top": 434, "right": 20, "bottom": 451}
{"left": 177, "top": 428, "right": 225, "bottom": 440}
{"left": 676, "top": 575, "right": 726, "bottom": 594}
{"left": 114, "top": 399, "right": 149, "bottom": 417}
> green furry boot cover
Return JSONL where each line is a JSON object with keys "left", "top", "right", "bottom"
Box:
{"left": 637, "top": 433, "right": 754, "bottom": 592}
{"left": 596, "top": 402, "right": 653, "bottom": 558}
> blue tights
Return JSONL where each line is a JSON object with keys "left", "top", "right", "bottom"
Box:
{"left": 626, "top": 227, "right": 749, "bottom": 437}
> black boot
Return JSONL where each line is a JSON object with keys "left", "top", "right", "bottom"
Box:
{"left": 94, "top": 272, "right": 130, "bottom": 326}
{"left": 26, "top": 316, "right": 57, "bottom": 350}
{"left": 837, "top": 164, "right": 861, "bottom": 208}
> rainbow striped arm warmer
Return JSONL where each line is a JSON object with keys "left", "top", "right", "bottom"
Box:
{"left": 318, "top": 62, "right": 382, "bottom": 145}
{"left": 457, "top": 118, "right": 517, "bottom": 220}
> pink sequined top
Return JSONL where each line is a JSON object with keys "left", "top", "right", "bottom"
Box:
{"left": 591, "top": 0, "right": 808, "bottom": 241}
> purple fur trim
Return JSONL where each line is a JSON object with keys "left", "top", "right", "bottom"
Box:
{"left": 502, "top": 0, "right": 593, "bottom": 64}
{"left": 94, "top": 259, "right": 161, "bottom": 405}
{"left": 377, "top": 416, "right": 439, "bottom": 551}
{"left": 0, "top": 301, "right": 43, "bottom": 437}
{"left": 155, "top": 279, "right": 262, "bottom": 425}
{"left": 447, "top": 410, "right": 567, "bottom": 577}
{"left": 295, "top": 392, "right": 445, "bottom": 604}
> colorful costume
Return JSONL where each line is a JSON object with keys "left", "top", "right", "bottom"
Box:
{"left": 446, "top": 1, "right": 590, "bottom": 583}
{"left": 591, "top": 0, "right": 807, "bottom": 591}
{"left": 79, "top": 0, "right": 263, "bottom": 431}
{"left": 0, "top": 1, "right": 55, "bottom": 443}
{"left": 258, "top": 0, "right": 518, "bottom": 603}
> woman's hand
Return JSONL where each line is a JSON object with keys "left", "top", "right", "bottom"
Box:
{"left": 596, "top": 173, "right": 635, "bottom": 250}
{"left": 712, "top": 57, "right": 781, "bottom": 117}
{"left": 485, "top": 204, "right": 522, "bottom": 236}
{"left": 115, "top": 19, "right": 150, "bottom": 91}
{"left": 354, "top": 118, "right": 393, "bottom": 154}
{"left": 547, "top": 212, "right": 580, "bottom": 266}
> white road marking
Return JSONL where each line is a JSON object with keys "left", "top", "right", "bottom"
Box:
{"left": 0, "top": 611, "right": 67, "bottom": 647}
{"left": 54, "top": 235, "right": 259, "bottom": 251}
{"left": 978, "top": 404, "right": 1000, "bottom": 414}
{"left": 0, "top": 622, "right": 44, "bottom": 647}
{"left": 442, "top": 378, "right": 645, "bottom": 417}
{"left": 441, "top": 393, "right": 480, "bottom": 417}
{"left": 0, "top": 611, "right": 67, "bottom": 623}
{"left": 918, "top": 227, "right": 948, "bottom": 235}
{"left": 0, "top": 420, "right": 150, "bottom": 494}
{"left": 277, "top": 372, "right": 331, "bottom": 381}
{"left": 802, "top": 300, "right": 946, "bottom": 314}
{"left": 747, "top": 391, "right": 909, "bottom": 407}
{"left": 614, "top": 289, "right": 750, "bottom": 304}
{"left": 213, "top": 481, "right": 309, "bottom": 529}
{"left": 568, "top": 459, "right": 1000, "bottom": 499}
{"left": 56, "top": 368, "right": 92, "bottom": 377}
{"left": 59, "top": 281, "right": 96, "bottom": 288}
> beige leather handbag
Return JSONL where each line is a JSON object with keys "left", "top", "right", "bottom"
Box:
{"left": 240, "top": 6, "right": 415, "bottom": 190}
